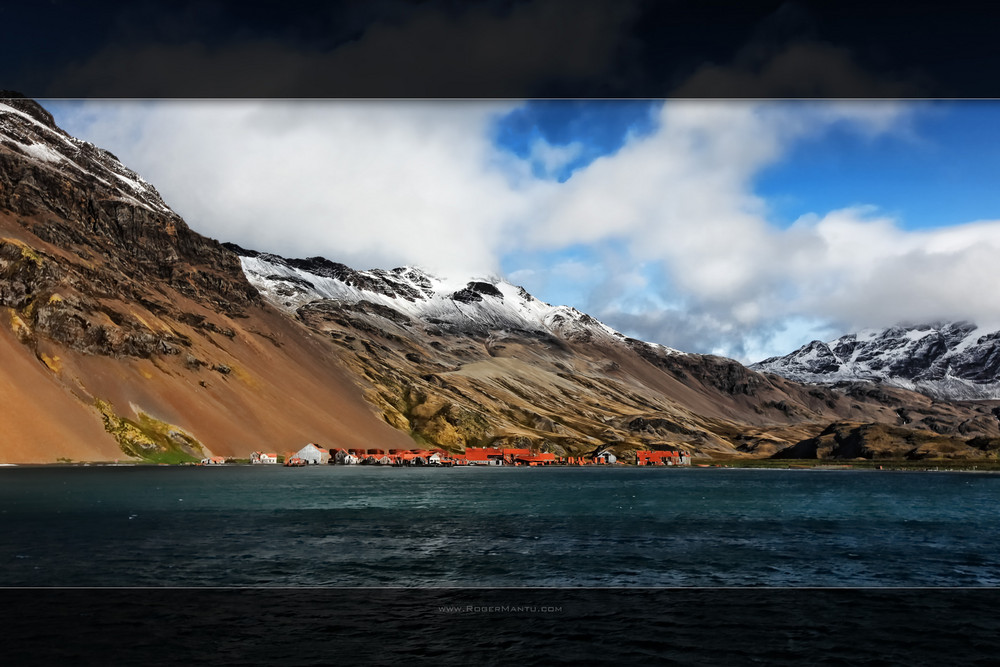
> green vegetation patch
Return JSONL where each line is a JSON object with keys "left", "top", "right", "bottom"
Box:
{"left": 94, "top": 398, "right": 206, "bottom": 464}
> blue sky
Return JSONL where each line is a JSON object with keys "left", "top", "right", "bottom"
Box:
{"left": 492, "top": 100, "right": 1000, "bottom": 231}
{"left": 43, "top": 100, "right": 1000, "bottom": 362}
{"left": 754, "top": 101, "right": 1000, "bottom": 231}
{"left": 491, "top": 100, "right": 660, "bottom": 181}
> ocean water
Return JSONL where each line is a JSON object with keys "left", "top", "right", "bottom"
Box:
{"left": 2, "top": 465, "right": 999, "bottom": 587}
{"left": 4, "top": 466, "right": 1000, "bottom": 665}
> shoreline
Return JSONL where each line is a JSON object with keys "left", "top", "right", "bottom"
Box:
{"left": 1, "top": 460, "right": 998, "bottom": 472}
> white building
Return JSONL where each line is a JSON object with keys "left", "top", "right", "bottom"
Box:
{"left": 468, "top": 458, "right": 502, "bottom": 466}
{"left": 295, "top": 443, "right": 329, "bottom": 465}
{"left": 333, "top": 449, "right": 360, "bottom": 465}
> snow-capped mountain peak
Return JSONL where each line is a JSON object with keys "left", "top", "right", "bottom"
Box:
{"left": 227, "top": 244, "right": 676, "bottom": 351}
{"left": 751, "top": 321, "right": 1000, "bottom": 400}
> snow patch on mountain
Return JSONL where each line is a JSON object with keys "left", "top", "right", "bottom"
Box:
{"left": 17, "top": 140, "right": 65, "bottom": 164}
{"left": 751, "top": 322, "right": 1000, "bottom": 400}
{"left": 235, "top": 249, "right": 682, "bottom": 354}
{"left": 0, "top": 101, "right": 172, "bottom": 215}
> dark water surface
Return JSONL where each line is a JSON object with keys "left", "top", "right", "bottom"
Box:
{"left": 4, "top": 466, "right": 1000, "bottom": 664}
{"left": 2, "top": 465, "right": 998, "bottom": 587}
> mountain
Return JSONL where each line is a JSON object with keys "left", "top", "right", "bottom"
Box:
{"left": 751, "top": 322, "right": 1000, "bottom": 400}
{"left": 224, "top": 246, "right": 1000, "bottom": 460}
{"left": 233, "top": 247, "right": 646, "bottom": 348}
{"left": 2, "top": 92, "right": 999, "bottom": 463}
{"left": 0, "top": 93, "right": 414, "bottom": 462}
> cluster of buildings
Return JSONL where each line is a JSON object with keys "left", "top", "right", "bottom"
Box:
{"left": 200, "top": 456, "right": 229, "bottom": 465}
{"left": 636, "top": 450, "right": 692, "bottom": 466}
{"left": 237, "top": 445, "right": 692, "bottom": 467}
{"left": 462, "top": 447, "right": 621, "bottom": 466}
{"left": 329, "top": 447, "right": 455, "bottom": 466}
{"left": 459, "top": 447, "right": 691, "bottom": 466}
{"left": 272, "top": 444, "right": 458, "bottom": 467}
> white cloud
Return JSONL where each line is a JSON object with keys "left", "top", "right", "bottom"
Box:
{"left": 49, "top": 100, "right": 1000, "bottom": 362}
{"left": 550, "top": 258, "right": 594, "bottom": 283}
{"left": 54, "top": 100, "right": 536, "bottom": 278}
{"left": 527, "top": 139, "right": 584, "bottom": 178}
{"left": 503, "top": 101, "right": 1000, "bottom": 360}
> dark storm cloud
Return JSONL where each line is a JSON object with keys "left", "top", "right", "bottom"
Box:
{"left": 23, "top": 0, "right": 641, "bottom": 97}
{"left": 5, "top": 0, "right": 997, "bottom": 98}
{"left": 673, "top": 41, "right": 921, "bottom": 99}
{"left": 666, "top": 2, "right": 923, "bottom": 98}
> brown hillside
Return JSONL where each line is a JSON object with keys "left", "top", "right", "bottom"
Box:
{"left": 0, "top": 97, "right": 412, "bottom": 462}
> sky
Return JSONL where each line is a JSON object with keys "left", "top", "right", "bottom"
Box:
{"left": 42, "top": 99, "right": 1000, "bottom": 363}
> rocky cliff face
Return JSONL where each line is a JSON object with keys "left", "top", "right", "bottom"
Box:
{"left": 752, "top": 322, "right": 1000, "bottom": 400}
{"left": 0, "top": 94, "right": 259, "bottom": 325}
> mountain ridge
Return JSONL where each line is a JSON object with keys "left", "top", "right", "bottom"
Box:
{"left": 230, "top": 244, "right": 651, "bottom": 351}
{"left": 752, "top": 322, "right": 1000, "bottom": 400}
{"left": 227, "top": 244, "right": 1000, "bottom": 460}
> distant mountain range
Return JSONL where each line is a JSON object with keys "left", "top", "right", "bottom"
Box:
{"left": 752, "top": 323, "right": 1000, "bottom": 400}
{"left": 2, "top": 91, "right": 999, "bottom": 463}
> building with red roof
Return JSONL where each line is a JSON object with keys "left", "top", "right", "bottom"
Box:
{"left": 464, "top": 447, "right": 504, "bottom": 464}
{"left": 513, "top": 452, "right": 560, "bottom": 466}
{"left": 635, "top": 450, "right": 691, "bottom": 466}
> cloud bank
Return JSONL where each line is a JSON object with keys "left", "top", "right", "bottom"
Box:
{"left": 57, "top": 101, "right": 534, "bottom": 276}
{"left": 51, "top": 100, "right": 1000, "bottom": 362}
